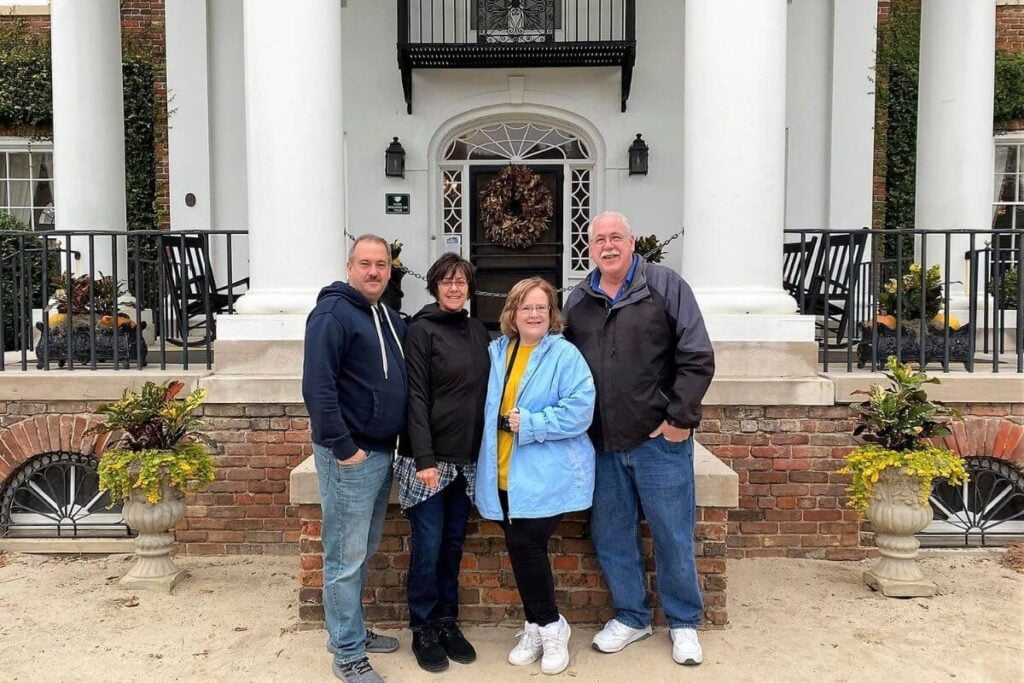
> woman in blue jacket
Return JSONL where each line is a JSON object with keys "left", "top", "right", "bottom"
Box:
{"left": 475, "top": 277, "right": 596, "bottom": 676}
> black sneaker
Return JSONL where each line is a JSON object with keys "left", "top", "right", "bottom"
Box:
{"left": 332, "top": 657, "right": 384, "bottom": 683}
{"left": 436, "top": 620, "right": 477, "bottom": 664}
{"left": 412, "top": 625, "right": 449, "bottom": 673}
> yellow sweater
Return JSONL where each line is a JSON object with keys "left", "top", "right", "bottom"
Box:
{"left": 497, "top": 342, "right": 535, "bottom": 490}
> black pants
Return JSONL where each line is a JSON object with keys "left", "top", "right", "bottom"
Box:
{"left": 499, "top": 489, "right": 563, "bottom": 627}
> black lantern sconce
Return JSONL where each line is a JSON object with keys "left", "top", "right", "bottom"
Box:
{"left": 385, "top": 137, "right": 406, "bottom": 178}
{"left": 628, "top": 133, "right": 649, "bottom": 176}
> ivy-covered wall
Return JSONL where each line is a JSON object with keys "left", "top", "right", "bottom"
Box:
{"left": 873, "top": 0, "right": 1024, "bottom": 232}
{"left": 0, "top": 4, "right": 168, "bottom": 231}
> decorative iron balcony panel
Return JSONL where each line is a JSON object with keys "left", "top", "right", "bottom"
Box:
{"left": 397, "top": 0, "right": 636, "bottom": 113}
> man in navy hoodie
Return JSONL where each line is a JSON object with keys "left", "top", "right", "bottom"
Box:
{"left": 303, "top": 234, "right": 407, "bottom": 683}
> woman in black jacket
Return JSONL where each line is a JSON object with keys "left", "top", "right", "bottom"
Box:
{"left": 396, "top": 253, "right": 491, "bottom": 673}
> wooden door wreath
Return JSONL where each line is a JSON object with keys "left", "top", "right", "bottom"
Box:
{"left": 481, "top": 164, "right": 554, "bottom": 249}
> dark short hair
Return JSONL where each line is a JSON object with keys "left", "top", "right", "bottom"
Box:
{"left": 426, "top": 253, "right": 477, "bottom": 299}
{"left": 347, "top": 234, "right": 391, "bottom": 265}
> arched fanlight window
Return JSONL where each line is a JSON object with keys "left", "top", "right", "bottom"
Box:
{"left": 920, "top": 456, "right": 1024, "bottom": 547}
{"left": 0, "top": 452, "right": 131, "bottom": 539}
{"left": 444, "top": 122, "right": 590, "bottom": 162}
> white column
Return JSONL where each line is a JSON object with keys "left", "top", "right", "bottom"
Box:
{"left": 51, "top": 0, "right": 127, "bottom": 277}
{"left": 829, "top": 0, "right": 878, "bottom": 231}
{"left": 682, "top": 0, "right": 797, "bottom": 325}
{"left": 208, "top": 0, "right": 249, "bottom": 282}
{"left": 165, "top": 0, "right": 212, "bottom": 231}
{"left": 235, "top": 0, "right": 346, "bottom": 314}
{"left": 784, "top": 0, "right": 831, "bottom": 230}
{"left": 915, "top": 0, "right": 995, "bottom": 311}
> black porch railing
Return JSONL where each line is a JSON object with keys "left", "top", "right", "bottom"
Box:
{"left": 397, "top": 0, "right": 637, "bottom": 112}
{"left": 784, "top": 228, "right": 1023, "bottom": 374}
{"left": 0, "top": 229, "right": 248, "bottom": 371}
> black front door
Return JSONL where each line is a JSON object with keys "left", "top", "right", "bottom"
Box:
{"left": 469, "top": 165, "right": 563, "bottom": 330}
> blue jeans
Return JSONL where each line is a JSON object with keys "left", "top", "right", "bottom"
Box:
{"left": 314, "top": 444, "right": 393, "bottom": 665}
{"left": 406, "top": 472, "right": 472, "bottom": 630}
{"left": 591, "top": 436, "right": 703, "bottom": 629}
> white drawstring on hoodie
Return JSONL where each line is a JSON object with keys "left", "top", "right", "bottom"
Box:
{"left": 371, "top": 303, "right": 404, "bottom": 379}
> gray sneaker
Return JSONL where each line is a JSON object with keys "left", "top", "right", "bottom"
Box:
{"left": 325, "top": 630, "right": 400, "bottom": 655}
{"left": 333, "top": 657, "right": 384, "bottom": 683}
{"left": 364, "top": 629, "right": 400, "bottom": 653}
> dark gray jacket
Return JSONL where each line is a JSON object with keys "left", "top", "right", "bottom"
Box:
{"left": 563, "top": 259, "right": 715, "bottom": 452}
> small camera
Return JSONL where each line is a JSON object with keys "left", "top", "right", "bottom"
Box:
{"left": 499, "top": 414, "right": 513, "bottom": 432}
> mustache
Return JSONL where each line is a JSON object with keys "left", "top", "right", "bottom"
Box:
{"left": 600, "top": 250, "right": 621, "bottom": 258}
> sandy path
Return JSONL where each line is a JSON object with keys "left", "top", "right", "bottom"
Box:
{"left": 0, "top": 551, "right": 1021, "bottom": 682}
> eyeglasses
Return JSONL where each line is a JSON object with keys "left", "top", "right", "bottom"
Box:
{"left": 440, "top": 279, "right": 468, "bottom": 289}
{"left": 517, "top": 304, "right": 551, "bottom": 314}
{"left": 590, "top": 233, "right": 631, "bottom": 247}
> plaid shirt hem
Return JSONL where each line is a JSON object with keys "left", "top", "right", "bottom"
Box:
{"left": 393, "top": 455, "right": 476, "bottom": 510}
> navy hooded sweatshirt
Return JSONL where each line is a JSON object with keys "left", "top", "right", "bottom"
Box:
{"left": 302, "top": 281, "right": 407, "bottom": 461}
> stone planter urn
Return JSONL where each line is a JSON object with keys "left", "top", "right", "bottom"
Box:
{"left": 863, "top": 468, "right": 936, "bottom": 598}
{"left": 119, "top": 483, "right": 187, "bottom": 592}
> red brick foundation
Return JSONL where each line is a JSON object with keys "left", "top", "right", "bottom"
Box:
{"left": 295, "top": 504, "right": 729, "bottom": 629}
{"left": 1, "top": 399, "right": 1022, "bottom": 627}
{"left": 702, "top": 404, "right": 1024, "bottom": 560}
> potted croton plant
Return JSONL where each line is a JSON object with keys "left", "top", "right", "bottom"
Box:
{"left": 858, "top": 263, "right": 972, "bottom": 369}
{"left": 35, "top": 273, "right": 148, "bottom": 368}
{"left": 91, "top": 380, "right": 215, "bottom": 592}
{"left": 840, "top": 356, "right": 967, "bottom": 597}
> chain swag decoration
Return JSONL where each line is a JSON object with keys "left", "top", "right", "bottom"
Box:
{"left": 481, "top": 164, "right": 554, "bottom": 249}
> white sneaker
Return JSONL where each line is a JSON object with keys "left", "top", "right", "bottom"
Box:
{"left": 670, "top": 627, "right": 703, "bottom": 666}
{"left": 591, "top": 618, "right": 653, "bottom": 653}
{"left": 537, "top": 614, "right": 571, "bottom": 675}
{"left": 508, "top": 621, "right": 543, "bottom": 666}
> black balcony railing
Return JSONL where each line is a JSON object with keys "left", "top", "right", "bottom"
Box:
{"left": 0, "top": 229, "right": 248, "bottom": 371}
{"left": 784, "top": 228, "right": 1023, "bottom": 374}
{"left": 397, "top": 0, "right": 636, "bottom": 112}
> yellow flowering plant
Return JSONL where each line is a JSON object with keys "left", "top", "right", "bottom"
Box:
{"left": 839, "top": 356, "right": 967, "bottom": 516}
{"left": 90, "top": 380, "right": 215, "bottom": 504}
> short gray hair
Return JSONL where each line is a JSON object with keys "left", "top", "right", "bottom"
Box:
{"left": 347, "top": 234, "right": 391, "bottom": 265}
{"left": 588, "top": 211, "right": 632, "bottom": 240}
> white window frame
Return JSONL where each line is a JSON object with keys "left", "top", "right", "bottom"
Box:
{"left": 993, "top": 133, "right": 1024, "bottom": 232}
{"left": 0, "top": 138, "right": 55, "bottom": 231}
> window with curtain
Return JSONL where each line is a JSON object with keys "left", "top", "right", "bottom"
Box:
{"left": 0, "top": 141, "right": 54, "bottom": 231}
{"left": 993, "top": 138, "right": 1023, "bottom": 267}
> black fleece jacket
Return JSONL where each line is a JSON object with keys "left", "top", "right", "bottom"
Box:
{"left": 401, "top": 304, "right": 491, "bottom": 471}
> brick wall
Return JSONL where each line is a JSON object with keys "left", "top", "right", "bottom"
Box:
{"left": 175, "top": 404, "right": 308, "bottom": 555}
{"left": 2, "top": 398, "right": 1022, "bottom": 627}
{"left": 703, "top": 404, "right": 1024, "bottom": 560}
{"left": 997, "top": 4, "right": 1024, "bottom": 51}
{"left": 296, "top": 504, "right": 729, "bottom": 629}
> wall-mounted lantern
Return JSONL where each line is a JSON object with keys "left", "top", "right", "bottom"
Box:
{"left": 628, "top": 133, "right": 649, "bottom": 176}
{"left": 385, "top": 137, "right": 406, "bottom": 178}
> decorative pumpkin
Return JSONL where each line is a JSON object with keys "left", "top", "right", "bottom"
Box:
{"left": 100, "top": 313, "right": 136, "bottom": 329}
{"left": 932, "top": 313, "right": 960, "bottom": 330}
{"left": 874, "top": 314, "right": 898, "bottom": 330}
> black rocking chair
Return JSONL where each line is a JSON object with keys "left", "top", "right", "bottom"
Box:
{"left": 159, "top": 234, "right": 249, "bottom": 347}
{"left": 786, "top": 230, "right": 868, "bottom": 346}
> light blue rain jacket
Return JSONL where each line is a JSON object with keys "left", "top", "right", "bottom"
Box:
{"left": 475, "top": 332, "right": 597, "bottom": 520}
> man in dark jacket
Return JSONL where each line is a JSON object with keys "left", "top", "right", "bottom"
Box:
{"left": 563, "top": 211, "right": 715, "bottom": 667}
{"left": 302, "top": 234, "right": 407, "bottom": 683}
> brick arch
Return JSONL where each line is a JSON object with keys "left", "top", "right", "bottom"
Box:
{"left": 0, "top": 415, "right": 111, "bottom": 485}
{"left": 930, "top": 416, "right": 1024, "bottom": 465}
